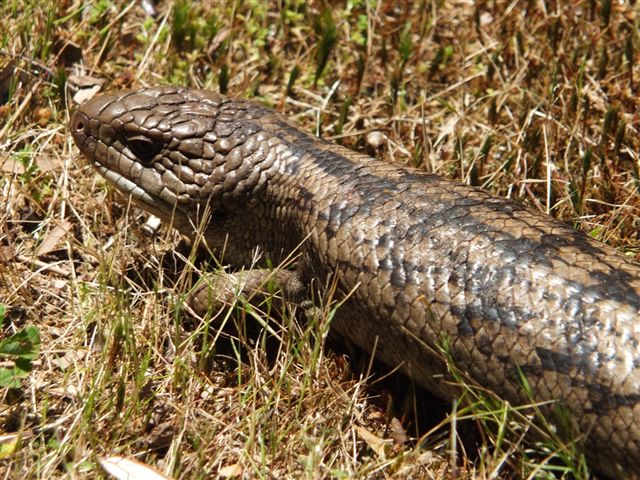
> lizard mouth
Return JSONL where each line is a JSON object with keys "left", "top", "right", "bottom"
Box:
{"left": 92, "top": 161, "right": 191, "bottom": 226}
{"left": 94, "top": 162, "right": 157, "bottom": 208}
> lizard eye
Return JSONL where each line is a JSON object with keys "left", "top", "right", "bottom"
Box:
{"left": 127, "top": 135, "right": 161, "bottom": 165}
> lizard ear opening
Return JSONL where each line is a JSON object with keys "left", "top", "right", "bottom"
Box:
{"left": 126, "top": 135, "right": 161, "bottom": 165}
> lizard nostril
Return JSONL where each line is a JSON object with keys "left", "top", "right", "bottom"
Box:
{"left": 72, "top": 114, "right": 86, "bottom": 134}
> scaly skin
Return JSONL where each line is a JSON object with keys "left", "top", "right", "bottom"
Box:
{"left": 70, "top": 86, "right": 640, "bottom": 477}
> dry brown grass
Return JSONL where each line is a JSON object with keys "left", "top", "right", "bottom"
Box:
{"left": 1, "top": 1, "right": 638, "bottom": 478}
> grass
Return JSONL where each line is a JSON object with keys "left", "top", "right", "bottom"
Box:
{"left": 1, "top": 0, "right": 639, "bottom": 478}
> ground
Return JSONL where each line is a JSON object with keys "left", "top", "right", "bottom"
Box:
{"left": 1, "top": 1, "right": 639, "bottom": 478}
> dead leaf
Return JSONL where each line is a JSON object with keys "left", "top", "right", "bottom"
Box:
{"left": 34, "top": 154, "right": 62, "bottom": 172}
{"left": 0, "top": 435, "right": 20, "bottom": 459}
{"left": 0, "top": 434, "right": 20, "bottom": 459}
{"left": 67, "top": 74, "right": 105, "bottom": 89}
{"left": 141, "top": 0, "right": 157, "bottom": 17}
{"left": 68, "top": 75, "right": 105, "bottom": 105}
{"left": 99, "top": 456, "right": 171, "bottom": 480}
{"left": 355, "top": 425, "right": 391, "bottom": 459}
{"left": 208, "top": 28, "right": 231, "bottom": 58}
{"left": 37, "top": 220, "right": 72, "bottom": 257}
{"left": 34, "top": 107, "right": 53, "bottom": 127}
{"left": 1, "top": 158, "right": 25, "bottom": 173}
{"left": 390, "top": 417, "right": 410, "bottom": 447}
{"left": 434, "top": 114, "right": 459, "bottom": 147}
{"left": 52, "top": 349, "right": 86, "bottom": 371}
{"left": 73, "top": 84, "right": 102, "bottom": 105}
{"left": 219, "top": 463, "right": 243, "bottom": 478}
{"left": 0, "top": 245, "right": 15, "bottom": 263}
{"left": 366, "top": 131, "right": 385, "bottom": 148}
{"left": 1, "top": 154, "right": 61, "bottom": 173}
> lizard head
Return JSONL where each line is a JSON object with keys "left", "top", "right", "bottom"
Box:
{"left": 71, "top": 86, "right": 283, "bottom": 263}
